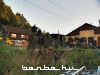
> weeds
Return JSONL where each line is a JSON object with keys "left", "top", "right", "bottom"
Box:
{"left": 0, "top": 44, "right": 100, "bottom": 75}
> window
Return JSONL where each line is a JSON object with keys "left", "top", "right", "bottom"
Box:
{"left": 21, "top": 35, "right": 25, "bottom": 38}
{"left": 11, "top": 33, "right": 16, "bottom": 38}
{"left": 18, "top": 40, "right": 25, "bottom": 43}
{"left": 18, "top": 40, "right": 22, "bottom": 43}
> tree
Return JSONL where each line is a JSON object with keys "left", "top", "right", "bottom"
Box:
{"left": 15, "top": 12, "right": 31, "bottom": 29}
{"left": 31, "top": 24, "right": 38, "bottom": 32}
{"left": 0, "top": 0, "right": 31, "bottom": 30}
{"left": 37, "top": 29, "right": 42, "bottom": 36}
{"left": 5, "top": 6, "right": 18, "bottom": 26}
{"left": 23, "top": 23, "right": 31, "bottom": 30}
{"left": 45, "top": 32, "right": 51, "bottom": 39}
{"left": 37, "top": 29, "right": 42, "bottom": 45}
{"left": 0, "top": 0, "right": 9, "bottom": 29}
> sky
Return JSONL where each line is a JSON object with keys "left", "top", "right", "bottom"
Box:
{"left": 3, "top": 0, "right": 100, "bottom": 35}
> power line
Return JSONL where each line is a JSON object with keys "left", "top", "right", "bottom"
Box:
{"left": 23, "top": 0, "right": 74, "bottom": 22}
{"left": 48, "top": 0, "right": 73, "bottom": 16}
{"left": 48, "top": 0, "right": 86, "bottom": 22}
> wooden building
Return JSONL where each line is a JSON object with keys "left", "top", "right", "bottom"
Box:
{"left": 66, "top": 23, "right": 100, "bottom": 46}
{"left": 1, "top": 25, "right": 33, "bottom": 46}
{"left": 41, "top": 34, "right": 66, "bottom": 47}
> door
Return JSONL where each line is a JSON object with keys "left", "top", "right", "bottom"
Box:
{"left": 88, "top": 37, "right": 94, "bottom": 45}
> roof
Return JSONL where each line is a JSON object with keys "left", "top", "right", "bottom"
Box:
{"left": 50, "top": 34, "right": 59, "bottom": 39}
{"left": 66, "top": 23, "right": 100, "bottom": 36}
{"left": 2, "top": 25, "right": 33, "bottom": 35}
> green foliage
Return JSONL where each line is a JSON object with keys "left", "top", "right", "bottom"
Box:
{"left": 0, "top": 42, "right": 100, "bottom": 75}
{"left": 0, "top": 32, "right": 2, "bottom": 37}
{"left": 45, "top": 32, "right": 51, "bottom": 39}
{"left": 43, "top": 32, "right": 51, "bottom": 39}
{"left": 37, "top": 29, "right": 42, "bottom": 36}
{"left": 0, "top": 43, "right": 62, "bottom": 75}
{"left": 0, "top": 43, "right": 29, "bottom": 75}
{"left": 0, "top": 0, "right": 31, "bottom": 30}
{"left": 64, "top": 47, "right": 100, "bottom": 68}
{"left": 31, "top": 24, "right": 38, "bottom": 32}
{"left": 28, "top": 35, "right": 35, "bottom": 49}
{"left": 52, "top": 43, "right": 59, "bottom": 50}
{"left": 22, "top": 23, "right": 31, "bottom": 30}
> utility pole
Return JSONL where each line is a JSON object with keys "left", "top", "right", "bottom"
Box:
{"left": 98, "top": 19, "right": 100, "bottom": 27}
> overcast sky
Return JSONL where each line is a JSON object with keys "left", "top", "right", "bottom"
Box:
{"left": 4, "top": 0, "right": 100, "bottom": 35}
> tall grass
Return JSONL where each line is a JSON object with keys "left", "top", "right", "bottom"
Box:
{"left": 62, "top": 47, "right": 100, "bottom": 69}
{"left": 0, "top": 43, "right": 29, "bottom": 75}
{"left": 0, "top": 44, "right": 100, "bottom": 75}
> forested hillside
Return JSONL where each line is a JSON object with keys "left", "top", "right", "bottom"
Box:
{"left": 0, "top": 0, "right": 31, "bottom": 30}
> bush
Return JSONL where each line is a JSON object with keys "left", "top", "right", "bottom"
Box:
{"left": 63, "top": 47, "right": 100, "bottom": 69}
{"left": 0, "top": 43, "right": 100, "bottom": 75}
{"left": 0, "top": 44, "right": 29, "bottom": 75}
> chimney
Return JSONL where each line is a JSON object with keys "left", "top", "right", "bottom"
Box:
{"left": 58, "top": 30, "right": 59, "bottom": 34}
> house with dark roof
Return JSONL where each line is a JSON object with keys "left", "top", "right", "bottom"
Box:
{"left": 66, "top": 23, "right": 100, "bottom": 46}
{"left": 51, "top": 34, "right": 66, "bottom": 46}
{"left": 1, "top": 25, "right": 33, "bottom": 46}
{"left": 41, "top": 34, "right": 66, "bottom": 47}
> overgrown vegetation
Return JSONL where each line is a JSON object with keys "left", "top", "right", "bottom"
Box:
{"left": 0, "top": 43, "right": 100, "bottom": 75}
{"left": 64, "top": 47, "right": 100, "bottom": 69}
{"left": 0, "top": 43, "right": 62, "bottom": 75}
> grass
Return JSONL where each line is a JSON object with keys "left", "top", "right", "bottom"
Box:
{"left": 0, "top": 44, "right": 100, "bottom": 75}
{"left": 63, "top": 47, "right": 100, "bottom": 69}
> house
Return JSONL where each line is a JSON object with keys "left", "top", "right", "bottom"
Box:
{"left": 51, "top": 34, "right": 66, "bottom": 46}
{"left": 1, "top": 25, "right": 33, "bottom": 46}
{"left": 66, "top": 23, "right": 100, "bottom": 46}
{"left": 41, "top": 34, "right": 66, "bottom": 46}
